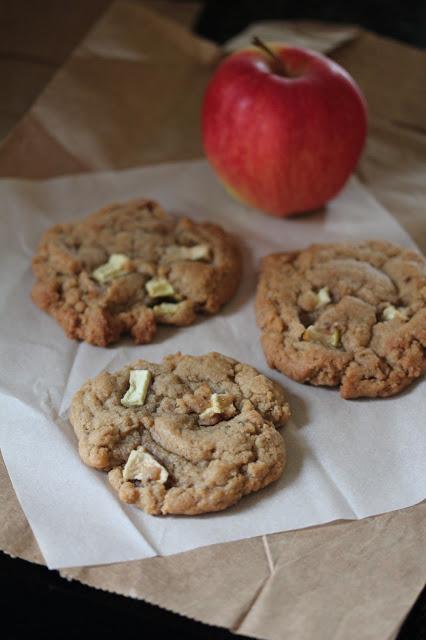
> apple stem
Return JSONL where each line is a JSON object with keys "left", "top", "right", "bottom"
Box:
{"left": 252, "top": 36, "right": 288, "bottom": 76}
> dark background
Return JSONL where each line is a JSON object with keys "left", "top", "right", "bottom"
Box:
{"left": 195, "top": 0, "right": 426, "bottom": 47}
{"left": 2, "top": 553, "right": 425, "bottom": 640}
{"left": 1, "top": 1, "right": 425, "bottom": 638}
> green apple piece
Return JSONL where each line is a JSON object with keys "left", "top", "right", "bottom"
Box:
{"left": 145, "top": 277, "right": 175, "bottom": 298}
{"left": 92, "top": 253, "right": 130, "bottom": 284}
{"left": 303, "top": 325, "right": 341, "bottom": 348}
{"left": 316, "top": 287, "right": 331, "bottom": 307}
{"left": 123, "top": 446, "right": 168, "bottom": 483}
{"left": 121, "top": 370, "right": 152, "bottom": 407}
{"left": 199, "top": 393, "right": 235, "bottom": 420}
{"left": 165, "top": 244, "right": 211, "bottom": 262}
{"left": 382, "top": 305, "right": 408, "bottom": 321}
{"left": 153, "top": 302, "right": 180, "bottom": 317}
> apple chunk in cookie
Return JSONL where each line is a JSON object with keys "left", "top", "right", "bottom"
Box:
{"left": 70, "top": 352, "right": 290, "bottom": 516}
{"left": 256, "top": 240, "right": 426, "bottom": 398}
{"left": 32, "top": 198, "right": 242, "bottom": 346}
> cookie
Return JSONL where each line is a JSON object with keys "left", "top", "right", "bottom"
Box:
{"left": 32, "top": 199, "right": 241, "bottom": 346}
{"left": 256, "top": 241, "right": 426, "bottom": 399}
{"left": 70, "top": 352, "right": 290, "bottom": 516}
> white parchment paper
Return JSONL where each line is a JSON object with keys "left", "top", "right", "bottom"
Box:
{"left": 0, "top": 160, "right": 424, "bottom": 569}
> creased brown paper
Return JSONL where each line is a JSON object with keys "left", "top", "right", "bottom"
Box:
{"left": 0, "top": 2, "right": 425, "bottom": 639}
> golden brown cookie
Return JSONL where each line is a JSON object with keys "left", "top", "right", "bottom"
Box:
{"left": 32, "top": 199, "right": 241, "bottom": 346}
{"left": 70, "top": 352, "right": 290, "bottom": 516}
{"left": 256, "top": 241, "right": 426, "bottom": 398}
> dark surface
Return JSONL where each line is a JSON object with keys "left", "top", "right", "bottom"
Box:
{"left": 1, "top": 552, "right": 247, "bottom": 640}
{"left": 2, "top": 1, "right": 425, "bottom": 639}
{"left": 1, "top": 551, "right": 425, "bottom": 640}
{"left": 194, "top": 0, "right": 426, "bottom": 47}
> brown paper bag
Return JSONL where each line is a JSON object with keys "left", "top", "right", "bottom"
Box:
{"left": 1, "top": 3, "right": 425, "bottom": 639}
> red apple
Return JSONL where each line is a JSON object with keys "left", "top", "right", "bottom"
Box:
{"left": 201, "top": 40, "right": 367, "bottom": 217}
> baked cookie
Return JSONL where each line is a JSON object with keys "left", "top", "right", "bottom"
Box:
{"left": 70, "top": 352, "right": 290, "bottom": 516}
{"left": 32, "top": 199, "right": 241, "bottom": 346}
{"left": 256, "top": 241, "right": 426, "bottom": 399}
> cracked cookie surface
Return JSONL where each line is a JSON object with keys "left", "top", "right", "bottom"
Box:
{"left": 256, "top": 241, "right": 426, "bottom": 399}
{"left": 70, "top": 352, "right": 290, "bottom": 515}
{"left": 32, "top": 199, "right": 241, "bottom": 346}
